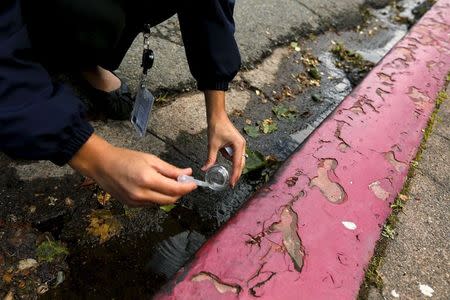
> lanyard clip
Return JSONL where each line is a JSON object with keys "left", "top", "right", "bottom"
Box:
{"left": 141, "top": 24, "right": 154, "bottom": 75}
{"left": 142, "top": 49, "right": 154, "bottom": 75}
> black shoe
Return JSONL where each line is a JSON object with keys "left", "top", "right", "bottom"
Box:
{"left": 86, "top": 77, "right": 134, "bottom": 121}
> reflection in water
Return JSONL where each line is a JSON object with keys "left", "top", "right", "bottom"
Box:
{"left": 146, "top": 230, "right": 206, "bottom": 279}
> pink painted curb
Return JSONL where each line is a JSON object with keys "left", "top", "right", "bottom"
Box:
{"left": 156, "top": 2, "right": 450, "bottom": 299}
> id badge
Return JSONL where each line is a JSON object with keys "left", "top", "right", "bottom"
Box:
{"left": 131, "top": 84, "right": 154, "bottom": 137}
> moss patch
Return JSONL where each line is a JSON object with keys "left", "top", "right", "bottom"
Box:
{"left": 36, "top": 240, "right": 69, "bottom": 263}
{"left": 358, "top": 78, "right": 449, "bottom": 299}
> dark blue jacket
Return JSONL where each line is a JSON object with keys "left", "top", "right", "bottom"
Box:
{"left": 0, "top": 0, "right": 241, "bottom": 165}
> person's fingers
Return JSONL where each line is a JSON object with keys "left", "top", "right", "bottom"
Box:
{"left": 201, "top": 143, "right": 219, "bottom": 171}
{"left": 230, "top": 140, "right": 246, "bottom": 187}
{"left": 147, "top": 173, "right": 198, "bottom": 196}
{"left": 149, "top": 155, "right": 192, "bottom": 179}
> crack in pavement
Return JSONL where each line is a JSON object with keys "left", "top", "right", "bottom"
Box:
{"left": 147, "top": 130, "right": 202, "bottom": 167}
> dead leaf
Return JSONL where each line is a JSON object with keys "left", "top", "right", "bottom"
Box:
{"left": 17, "top": 258, "right": 38, "bottom": 271}
{"left": 261, "top": 119, "right": 278, "bottom": 134}
{"left": 97, "top": 191, "right": 111, "bottom": 206}
{"left": 398, "top": 194, "right": 409, "bottom": 201}
{"left": 86, "top": 210, "right": 122, "bottom": 244}
{"left": 2, "top": 273, "right": 13, "bottom": 284}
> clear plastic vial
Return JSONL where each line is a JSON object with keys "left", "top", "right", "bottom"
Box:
{"left": 204, "top": 165, "right": 229, "bottom": 191}
{"left": 177, "top": 165, "right": 229, "bottom": 191}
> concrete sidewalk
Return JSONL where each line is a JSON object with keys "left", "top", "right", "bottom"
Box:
{"left": 366, "top": 86, "right": 450, "bottom": 300}
{"left": 117, "top": 0, "right": 364, "bottom": 94}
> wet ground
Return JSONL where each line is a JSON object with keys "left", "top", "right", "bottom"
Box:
{"left": 0, "top": 0, "right": 431, "bottom": 298}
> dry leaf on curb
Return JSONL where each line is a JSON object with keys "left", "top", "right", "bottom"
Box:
{"left": 86, "top": 210, "right": 122, "bottom": 244}
{"left": 261, "top": 118, "right": 278, "bottom": 134}
{"left": 17, "top": 258, "right": 38, "bottom": 271}
{"left": 97, "top": 191, "right": 111, "bottom": 206}
{"left": 398, "top": 194, "right": 409, "bottom": 201}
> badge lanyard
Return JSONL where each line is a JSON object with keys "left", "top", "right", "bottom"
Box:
{"left": 131, "top": 24, "right": 155, "bottom": 137}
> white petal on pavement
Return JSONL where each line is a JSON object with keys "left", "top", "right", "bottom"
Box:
{"left": 342, "top": 221, "right": 357, "bottom": 230}
{"left": 391, "top": 289, "right": 400, "bottom": 298}
{"left": 419, "top": 284, "right": 434, "bottom": 297}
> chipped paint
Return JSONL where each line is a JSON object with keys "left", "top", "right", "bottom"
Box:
{"left": 384, "top": 151, "right": 407, "bottom": 172}
{"left": 310, "top": 159, "right": 347, "bottom": 204}
{"left": 191, "top": 272, "right": 241, "bottom": 295}
{"left": 369, "top": 181, "right": 390, "bottom": 201}
{"left": 155, "top": 2, "right": 450, "bottom": 299}
{"left": 269, "top": 205, "right": 305, "bottom": 272}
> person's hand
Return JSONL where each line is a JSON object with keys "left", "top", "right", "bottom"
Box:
{"left": 202, "top": 90, "right": 247, "bottom": 187}
{"left": 69, "top": 134, "right": 197, "bottom": 206}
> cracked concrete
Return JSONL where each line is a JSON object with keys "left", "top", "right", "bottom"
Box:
{"left": 118, "top": 0, "right": 366, "bottom": 94}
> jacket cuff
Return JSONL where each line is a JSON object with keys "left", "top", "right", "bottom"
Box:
{"left": 197, "top": 79, "right": 230, "bottom": 91}
{"left": 51, "top": 121, "right": 94, "bottom": 166}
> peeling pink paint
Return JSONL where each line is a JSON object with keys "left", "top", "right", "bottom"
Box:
{"left": 369, "top": 181, "right": 390, "bottom": 201}
{"left": 155, "top": 2, "right": 450, "bottom": 299}
{"left": 310, "top": 159, "right": 347, "bottom": 204}
{"left": 384, "top": 151, "right": 408, "bottom": 172}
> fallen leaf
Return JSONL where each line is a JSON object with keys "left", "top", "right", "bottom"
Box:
{"left": 2, "top": 273, "right": 13, "bottom": 284}
{"left": 87, "top": 210, "right": 122, "bottom": 244}
{"left": 97, "top": 191, "right": 111, "bottom": 206}
{"left": 261, "top": 119, "right": 278, "bottom": 134}
{"left": 28, "top": 205, "right": 36, "bottom": 214}
{"left": 37, "top": 284, "right": 49, "bottom": 295}
{"left": 243, "top": 149, "right": 267, "bottom": 174}
{"left": 160, "top": 204, "right": 176, "bottom": 213}
{"left": 17, "top": 258, "right": 38, "bottom": 271}
{"left": 398, "top": 194, "right": 409, "bottom": 201}
{"left": 65, "top": 197, "right": 74, "bottom": 207}
{"left": 245, "top": 119, "right": 252, "bottom": 125}
{"left": 272, "top": 105, "right": 297, "bottom": 120}
{"left": 47, "top": 196, "right": 57, "bottom": 206}
{"left": 18, "top": 280, "right": 26, "bottom": 289}
{"left": 244, "top": 125, "right": 261, "bottom": 138}
{"left": 290, "top": 42, "right": 301, "bottom": 52}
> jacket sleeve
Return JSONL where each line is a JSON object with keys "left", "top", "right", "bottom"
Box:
{"left": 178, "top": 0, "right": 241, "bottom": 91}
{"left": 0, "top": 0, "right": 94, "bottom": 166}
